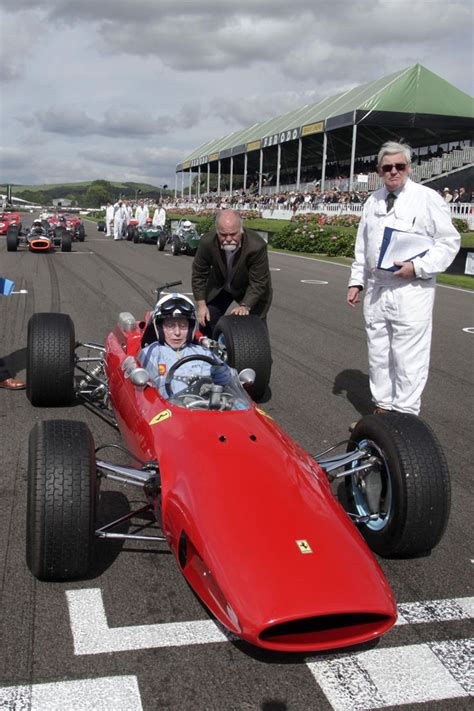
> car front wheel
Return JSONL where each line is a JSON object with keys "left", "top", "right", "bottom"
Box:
{"left": 27, "top": 312, "right": 76, "bottom": 406}
{"left": 346, "top": 412, "right": 451, "bottom": 558}
{"left": 213, "top": 315, "right": 272, "bottom": 400}
{"left": 6, "top": 226, "right": 18, "bottom": 251}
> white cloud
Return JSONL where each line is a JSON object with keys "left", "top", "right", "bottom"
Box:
{"left": 0, "top": 0, "right": 472, "bottom": 186}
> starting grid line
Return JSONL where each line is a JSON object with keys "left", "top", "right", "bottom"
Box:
{"left": 0, "top": 676, "right": 142, "bottom": 711}
{"left": 66, "top": 590, "right": 474, "bottom": 656}
{"left": 1, "top": 592, "right": 472, "bottom": 710}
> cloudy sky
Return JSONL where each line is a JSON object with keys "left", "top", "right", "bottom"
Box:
{"left": 0, "top": 0, "right": 472, "bottom": 188}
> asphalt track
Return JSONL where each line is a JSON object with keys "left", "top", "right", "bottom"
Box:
{"left": 0, "top": 217, "right": 472, "bottom": 710}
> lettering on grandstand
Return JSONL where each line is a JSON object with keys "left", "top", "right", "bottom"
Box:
{"left": 190, "top": 156, "right": 208, "bottom": 168}
{"left": 262, "top": 128, "right": 300, "bottom": 148}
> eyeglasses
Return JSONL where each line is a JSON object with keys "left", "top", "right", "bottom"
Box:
{"left": 381, "top": 163, "right": 408, "bottom": 173}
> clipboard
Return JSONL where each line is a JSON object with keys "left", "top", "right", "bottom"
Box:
{"left": 377, "top": 227, "right": 434, "bottom": 272}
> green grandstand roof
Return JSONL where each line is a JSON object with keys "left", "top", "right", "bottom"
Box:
{"left": 179, "top": 64, "right": 473, "bottom": 168}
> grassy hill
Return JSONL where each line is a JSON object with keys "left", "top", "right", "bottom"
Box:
{"left": 1, "top": 180, "right": 168, "bottom": 208}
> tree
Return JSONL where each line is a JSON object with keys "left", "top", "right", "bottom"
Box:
{"left": 84, "top": 181, "right": 113, "bottom": 208}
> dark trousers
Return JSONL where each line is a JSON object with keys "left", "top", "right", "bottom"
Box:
{"left": 201, "top": 290, "right": 267, "bottom": 338}
{"left": 201, "top": 290, "right": 235, "bottom": 337}
{"left": 0, "top": 357, "right": 11, "bottom": 380}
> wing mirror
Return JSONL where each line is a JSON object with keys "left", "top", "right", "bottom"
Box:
{"left": 122, "top": 356, "right": 149, "bottom": 388}
{"left": 238, "top": 368, "right": 256, "bottom": 388}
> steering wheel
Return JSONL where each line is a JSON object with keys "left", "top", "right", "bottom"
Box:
{"left": 164, "top": 354, "right": 217, "bottom": 398}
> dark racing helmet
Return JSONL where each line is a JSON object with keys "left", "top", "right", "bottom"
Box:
{"left": 153, "top": 293, "right": 197, "bottom": 344}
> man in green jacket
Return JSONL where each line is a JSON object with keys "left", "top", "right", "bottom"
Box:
{"left": 192, "top": 209, "right": 272, "bottom": 336}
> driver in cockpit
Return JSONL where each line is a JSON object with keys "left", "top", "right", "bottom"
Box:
{"left": 138, "top": 293, "right": 232, "bottom": 398}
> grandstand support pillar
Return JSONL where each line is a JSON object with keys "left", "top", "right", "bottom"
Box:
{"left": 197, "top": 166, "right": 201, "bottom": 200}
{"left": 276, "top": 144, "right": 281, "bottom": 192}
{"left": 243, "top": 153, "right": 248, "bottom": 191}
{"left": 259, "top": 149, "right": 263, "bottom": 193}
{"left": 181, "top": 171, "right": 184, "bottom": 199}
{"left": 230, "top": 156, "right": 234, "bottom": 196}
{"left": 349, "top": 122, "right": 357, "bottom": 191}
{"left": 217, "top": 160, "right": 221, "bottom": 197}
{"left": 207, "top": 163, "right": 210, "bottom": 195}
{"left": 296, "top": 138, "right": 302, "bottom": 190}
{"left": 188, "top": 169, "right": 192, "bottom": 198}
{"left": 321, "top": 132, "right": 327, "bottom": 191}
{"left": 174, "top": 172, "right": 177, "bottom": 199}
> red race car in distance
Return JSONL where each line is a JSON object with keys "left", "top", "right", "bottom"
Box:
{"left": 0, "top": 212, "right": 22, "bottom": 235}
{"left": 45, "top": 212, "right": 86, "bottom": 241}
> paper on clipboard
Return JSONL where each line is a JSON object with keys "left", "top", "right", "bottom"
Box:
{"left": 377, "top": 227, "right": 433, "bottom": 271}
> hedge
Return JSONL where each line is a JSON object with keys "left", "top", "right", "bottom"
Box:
{"left": 272, "top": 220, "right": 356, "bottom": 257}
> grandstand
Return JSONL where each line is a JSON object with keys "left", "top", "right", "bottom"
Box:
{"left": 176, "top": 64, "right": 473, "bottom": 198}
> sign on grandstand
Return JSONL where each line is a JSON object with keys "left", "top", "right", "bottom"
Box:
{"left": 301, "top": 122, "right": 324, "bottom": 136}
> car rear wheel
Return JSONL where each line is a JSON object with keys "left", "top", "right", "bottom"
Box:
{"left": 346, "top": 412, "right": 451, "bottom": 558}
{"left": 76, "top": 223, "right": 85, "bottom": 241}
{"left": 61, "top": 233, "right": 72, "bottom": 252}
{"left": 27, "top": 420, "right": 97, "bottom": 580}
{"left": 27, "top": 312, "right": 76, "bottom": 406}
{"left": 157, "top": 232, "right": 167, "bottom": 251}
{"left": 6, "top": 226, "right": 18, "bottom": 251}
{"left": 126, "top": 225, "right": 136, "bottom": 241}
{"left": 213, "top": 315, "right": 272, "bottom": 400}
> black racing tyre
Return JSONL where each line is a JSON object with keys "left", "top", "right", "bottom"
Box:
{"left": 157, "top": 233, "right": 167, "bottom": 251}
{"left": 6, "top": 226, "right": 18, "bottom": 251}
{"left": 126, "top": 225, "right": 136, "bottom": 241}
{"left": 61, "top": 233, "right": 72, "bottom": 252}
{"left": 26, "top": 420, "right": 97, "bottom": 580}
{"left": 76, "top": 223, "right": 85, "bottom": 241}
{"left": 27, "top": 312, "right": 75, "bottom": 406}
{"left": 346, "top": 412, "right": 451, "bottom": 558}
{"left": 213, "top": 315, "right": 272, "bottom": 400}
{"left": 54, "top": 226, "right": 65, "bottom": 244}
{"left": 171, "top": 236, "right": 180, "bottom": 255}
{"left": 133, "top": 229, "right": 140, "bottom": 244}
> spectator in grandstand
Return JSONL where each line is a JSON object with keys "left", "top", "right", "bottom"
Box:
{"left": 192, "top": 208, "right": 272, "bottom": 337}
{"left": 347, "top": 141, "right": 460, "bottom": 416}
{"left": 443, "top": 187, "right": 453, "bottom": 203}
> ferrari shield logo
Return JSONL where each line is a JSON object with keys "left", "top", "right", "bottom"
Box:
{"left": 149, "top": 409, "right": 172, "bottom": 425}
{"left": 158, "top": 363, "right": 166, "bottom": 376}
{"left": 296, "top": 539, "right": 313, "bottom": 554}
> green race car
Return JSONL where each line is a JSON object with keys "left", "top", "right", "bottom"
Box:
{"left": 169, "top": 219, "right": 201, "bottom": 256}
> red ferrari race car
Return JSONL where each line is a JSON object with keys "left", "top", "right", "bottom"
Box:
{"left": 7, "top": 219, "right": 72, "bottom": 252}
{"left": 45, "top": 212, "right": 86, "bottom": 241}
{"left": 0, "top": 211, "right": 22, "bottom": 235}
{"left": 25, "top": 282, "right": 450, "bottom": 653}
